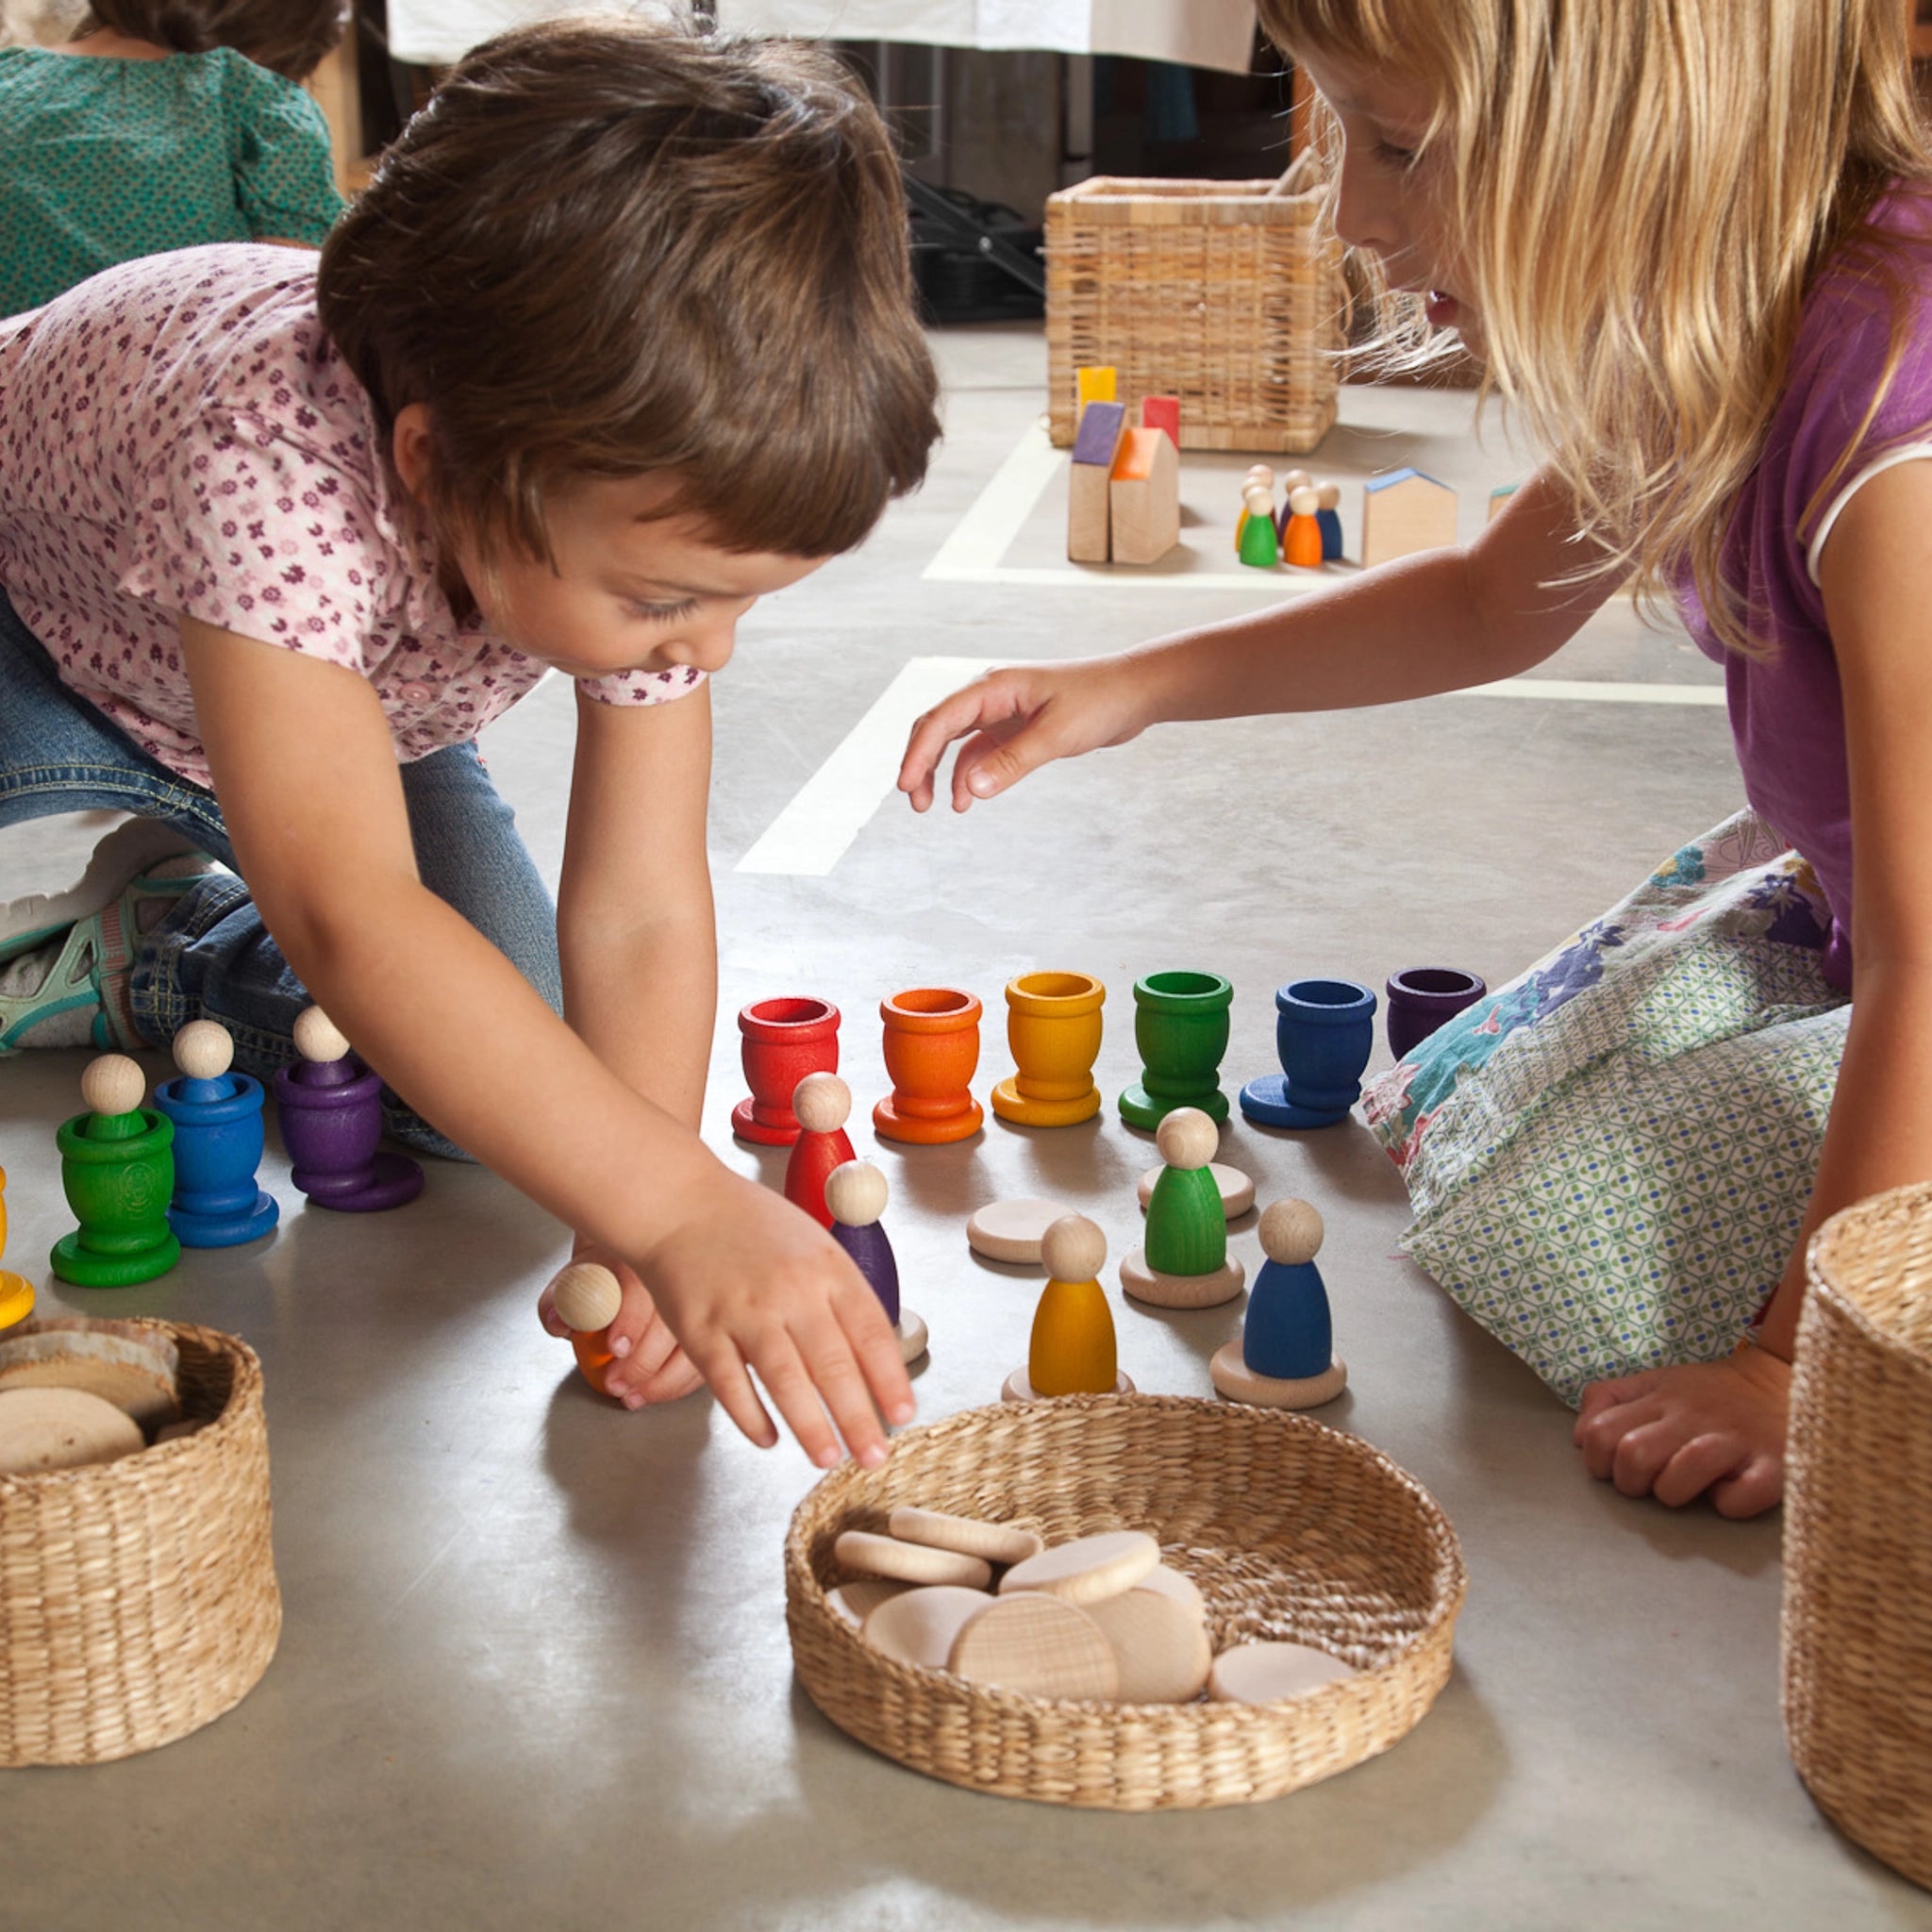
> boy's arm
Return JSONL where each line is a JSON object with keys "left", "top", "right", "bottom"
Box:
{"left": 543, "top": 682, "right": 719, "bottom": 1402}
{"left": 179, "top": 617, "right": 912, "bottom": 1461}
{"left": 900, "top": 462, "right": 1618, "bottom": 811}
{"left": 1576, "top": 458, "right": 1932, "bottom": 1514}
{"left": 559, "top": 681, "right": 717, "bottom": 1131}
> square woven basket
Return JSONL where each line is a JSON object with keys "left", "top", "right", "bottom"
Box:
{"left": 787, "top": 1392, "right": 1466, "bottom": 1809}
{"left": 1785, "top": 1182, "right": 1932, "bottom": 1889}
{"left": 0, "top": 1320, "right": 280, "bottom": 1765}
{"left": 1045, "top": 155, "right": 1347, "bottom": 456}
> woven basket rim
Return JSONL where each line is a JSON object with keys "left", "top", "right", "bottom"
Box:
{"left": 1807, "top": 1190, "right": 1932, "bottom": 1369}
{"left": 0, "top": 1317, "right": 261, "bottom": 1494}
{"left": 1047, "top": 175, "right": 1327, "bottom": 214}
{"left": 789, "top": 1391, "right": 1466, "bottom": 1720}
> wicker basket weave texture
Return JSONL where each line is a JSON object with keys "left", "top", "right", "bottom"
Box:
{"left": 0, "top": 1321, "right": 280, "bottom": 1766}
{"left": 788, "top": 1394, "right": 1465, "bottom": 1810}
{"left": 1786, "top": 1182, "right": 1932, "bottom": 1890}
{"left": 1045, "top": 159, "right": 1346, "bottom": 456}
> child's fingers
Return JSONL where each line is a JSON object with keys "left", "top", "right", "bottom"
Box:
{"left": 789, "top": 1303, "right": 906, "bottom": 1466}
{"left": 1574, "top": 1390, "right": 1660, "bottom": 1479}
{"left": 740, "top": 1330, "right": 852, "bottom": 1469}
{"left": 682, "top": 1335, "right": 782, "bottom": 1452}
{"left": 841, "top": 1299, "right": 917, "bottom": 1428}
{"left": 1708, "top": 1450, "right": 1782, "bottom": 1520}
{"left": 898, "top": 680, "right": 1008, "bottom": 803}
{"left": 1574, "top": 1368, "right": 1662, "bottom": 1425}
{"left": 614, "top": 1348, "right": 706, "bottom": 1408}
{"left": 1652, "top": 1431, "right": 1747, "bottom": 1508}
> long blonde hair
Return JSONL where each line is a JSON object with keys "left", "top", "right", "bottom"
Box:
{"left": 1260, "top": 1, "right": 1932, "bottom": 651}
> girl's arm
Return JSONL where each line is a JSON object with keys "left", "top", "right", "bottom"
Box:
{"left": 899, "top": 463, "right": 1617, "bottom": 810}
{"left": 180, "top": 617, "right": 914, "bottom": 1464}
{"left": 1575, "top": 458, "right": 1932, "bottom": 1514}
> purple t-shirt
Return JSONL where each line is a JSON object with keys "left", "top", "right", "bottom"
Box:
{"left": 1675, "top": 185, "right": 1932, "bottom": 993}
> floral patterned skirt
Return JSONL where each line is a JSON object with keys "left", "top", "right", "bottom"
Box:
{"left": 1361, "top": 809, "right": 1849, "bottom": 1406}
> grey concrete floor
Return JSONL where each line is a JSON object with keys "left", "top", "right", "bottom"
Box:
{"left": 3, "top": 325, "right": 1925, "bottom": 1929}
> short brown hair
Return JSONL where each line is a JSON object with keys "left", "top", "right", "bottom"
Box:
{"left": 318, "top": 15, "right": 941, "bottom": 569}
{"left": 81, "top": 0, "right": 348, "bottom": 80}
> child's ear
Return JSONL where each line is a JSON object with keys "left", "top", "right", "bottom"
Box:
{"left": 391, "top": 404, "right": 435, "bottom": 503}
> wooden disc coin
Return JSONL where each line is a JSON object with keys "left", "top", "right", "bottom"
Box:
{"left": 1210, "top": 1341, "right": 1347, "bottom": 1408}
{"left": 998, "top": 1528, "right": 1159, "bottom": 1605}
{"left": 826, "top": 1578, "right": 909, "bottom": 1628}
{"left": 0, "top": 1386, "right": 145, "bottom": 1475}
{"left": 1137, "top": 1161, "right": 1255, "bottom": 1220}
{"left": 888, "top": 1506, "right": 1044, "bottom": 1566}
{"left": 1086, "top": 1586, "right": 1213, "bottom": 1703}
{"left": 965, "top": 1198, "right": 1065, "bottom": 1265}
{"left": 1135, "top": 1562, "right": 1208, "bottom": 1621}
{"left": 1208, "top": 1639, "right": 1357, "bottom": 1705}
{"left": 895, "top": 1309, "right": 929, "bottom": 1365}
{"left": 834, "top": 1529, "right": 992, "bottom": 1590}
{"left": 946, "top": 1591, "right": 1119, "bottom": 1701}
{"left": 862, "top": 1585, "right": 996, "bottom": 1669}
{"left": 1120, "top": 1249, "right": 1246, "bottom": 1308}
{"left": 1001, "top": 1366, "right": 1135, "bottom": 1404}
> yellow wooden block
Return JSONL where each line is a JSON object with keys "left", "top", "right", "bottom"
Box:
{"left": 1074, "top": 364, "right": 1117, "bottom": 410}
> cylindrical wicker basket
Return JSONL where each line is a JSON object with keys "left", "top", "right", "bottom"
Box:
{"left": 1786, "top": 1184, "right": 1932, "bottom": 1889}
{"left": 787, "top": 1393, "right": 1465, "bottom": 1808}
{"left": 1045, "top": 156, "right": 1346, "bottom": 455}
{"left": 0, "top": 1320, "right": 280, "bottom": 1765}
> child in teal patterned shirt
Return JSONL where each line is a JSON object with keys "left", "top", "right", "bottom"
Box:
{"left": 0, "top": 0, "right": 346, "bottom": 317}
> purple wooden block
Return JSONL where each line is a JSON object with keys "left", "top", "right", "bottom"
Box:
{"left": 1071, "top": 400, "right": 1127, "bottom": 467}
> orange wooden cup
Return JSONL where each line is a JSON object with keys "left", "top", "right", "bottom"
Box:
{"left": 874, "top": 988, "right": 984, "bottom": 1145}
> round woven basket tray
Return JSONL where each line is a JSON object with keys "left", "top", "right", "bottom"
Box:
{"left": 787, "top": 1392, "right": 1466, "bottom": 1809}
{"left": 0, "top": 1320, "right": 280, "bottom": 1766}
{"left": 1786, "top": 1183, "right": 1932, "bottom": 1890}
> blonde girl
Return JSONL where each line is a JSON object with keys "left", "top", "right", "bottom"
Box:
{"left": 900, "top": 0, "right": 1932, "bottom": 1516}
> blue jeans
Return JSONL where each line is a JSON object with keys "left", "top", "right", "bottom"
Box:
{"left": 0, "top": 588, "right": 561, "bottom": 1158}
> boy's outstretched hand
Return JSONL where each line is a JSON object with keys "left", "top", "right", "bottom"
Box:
{"left": 897, "top": 657, "right": 1158, "bottom": 814}
{"left": 1574, "top": 1345, "right": 1791, "bottom": 1517}
{"left": 539, "top": 1247, "right": 707, "bottom": 1407}
{"left": 545, "top": 1168, "right": 916, "bottom": 1470}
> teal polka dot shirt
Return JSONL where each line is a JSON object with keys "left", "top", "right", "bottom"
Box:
{"left": 0, "top": 45, "right": 344, "bottom": 318}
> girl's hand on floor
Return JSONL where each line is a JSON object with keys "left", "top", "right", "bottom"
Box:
{"left": 897, "top": 657, "right": 1158, "bottom": 814}
{"left": 537, "top": 1244, "right": 705, "bottom": 1406}
{"left": 1574, "top": 1346, "right": 1791, "bottom": 1517}
{"left": 632, "top": 1170, "right": 916, "bottom": 1469}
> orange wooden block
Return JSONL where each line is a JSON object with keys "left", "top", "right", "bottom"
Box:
{"left": 1108, "top": 426, "right": 1180, "bottom": 565}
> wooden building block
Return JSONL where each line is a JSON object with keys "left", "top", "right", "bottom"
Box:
{"left": 1074, "top": 365, "right": 1117, "bottom": 411}
{"left": 1068, "top": 399, "right": 1128, "bottom": 563}
{"left": 1139, "top": 394, "right": 1180, "bottom": 446}
{"left": 1359, "top": 467, "right": 1458, "bottom": 567}
{"left": 1108, "top": 426, "right": 1180, "bottom": 565}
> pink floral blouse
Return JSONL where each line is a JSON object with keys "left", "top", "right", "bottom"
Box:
{"left": 0, "top": 245, "right": 704, "bottom": 791}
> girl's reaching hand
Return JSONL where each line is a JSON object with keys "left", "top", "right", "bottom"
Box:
{"left": 1573, "top": 1346, "right": 1791, "bottom": 1518}
{"left": 897, "top": 656, "right": 1159, "bottom": 814}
